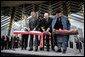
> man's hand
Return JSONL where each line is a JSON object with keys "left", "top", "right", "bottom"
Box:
{"left": 33, "top": 28, "right": 36, "bottom": 31}
{"left": 27, "top": 27, "right": 30, "bottom": 31}
{"left": 46, "top": 28, "right": 50, "bottom": 32}
{"left": 41, "top": 27, "right": 45, "bottom": 32}
{"left": 42, "top": 29, "right": 45, "bottom": 32}
{"left": 53, "top": 29, "right": 56, "bottom": 32}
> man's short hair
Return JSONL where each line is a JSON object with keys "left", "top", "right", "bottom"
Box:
{"left": 44, "top": 13, "right": 48, "bottom": 17}
{"left": 23, "top": 13, "right": 28, "bottom": 17}
{"left": 56, "top": 8, "right": 61, "bottom": 13}
{"left": 31, "top": 12, "right": 35, "bottom": 15}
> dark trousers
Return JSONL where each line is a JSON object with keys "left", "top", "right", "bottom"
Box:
{"left": 67, "top": 35, "right": 69, "bottom": 47}
{"left": 29, "top": 35, "right": 38, "bottom": 50}
{"left": 8, "top": 41, "right": 12, "bottom": 49}
{"left": 57, "top": 35, "right": 67, "bottom": 51}
{"left": 2, "top": 41, "right": 8, "bottom": 50}
{"left": 54, "top": 34, "right": 57, "bottom": 46}
{"left": 43, "top": 34, "right": 49, "bottom": 50}
{"left": 21, "top": 34, "right": 28, "bottom": 49}
{"left": 13, "top": 42, "right": 18, "bottom": 48}
{"left": 51, "top": 33, "right": 55, "bottom": 50}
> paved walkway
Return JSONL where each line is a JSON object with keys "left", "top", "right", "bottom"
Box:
{"left": 1, "top": 46, "right": 84, "bottom": 56}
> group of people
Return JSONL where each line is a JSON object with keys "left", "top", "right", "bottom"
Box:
{"left": 21, "top": 8, "right": 71, "bottom": 53}
{"left": 1, "top": 9, "right": 71, "bottom": 54}
{"left": 1, "top": 35, "right": 20, "bottom": 50}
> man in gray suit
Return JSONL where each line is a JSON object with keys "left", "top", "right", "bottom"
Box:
{"left": 28, "top": 12, "right": 38, "bottom": 51}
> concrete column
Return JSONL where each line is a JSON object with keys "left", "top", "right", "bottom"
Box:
{"left": 8, "top": 7, "right": 15, "bottom": 36}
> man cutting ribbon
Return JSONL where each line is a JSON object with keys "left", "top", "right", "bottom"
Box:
{"left": 51, "top": 8, "right": 71, "bottom": 53}
{"left": 40, "top": 13, "right": 52, "bottom": 51}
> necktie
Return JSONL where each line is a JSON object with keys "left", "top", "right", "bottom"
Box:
{"left": 58, "top": 17, "right": 60, "bottom": 22}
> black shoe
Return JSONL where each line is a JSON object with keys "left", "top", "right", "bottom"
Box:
{"left": 62, "top": 49, "right": 66, "bottom": 53}
{"left": 47, "top": 49, "right": 49, "bottom": 51}
{"left": 21, "top": 47, "right": 23, "bottom": 50}
{"left": 25, "top": 48, "right": 27, "bottom": 50}
{"left": 29, "top": 49, "right": 33, "bottom": 51}
{"left": 25, "top": 48, "right": 26, "bottom": 50}
{"left": 21, "top": 48, "right": 23, "bottom": 50}
{"left": 56, "top": 49, "right": 61, "bottom": 52}
{"left": 40, "top": 48, "right": 44, "bottom": 51}
{"left": 47, "top": 47, "right": 49, "bottom": 51}
{"left": 52, "top": 49, "right": 55, "bottom": 51}
{"left": 35, "top": 49, "right": 38, "bottom": 51}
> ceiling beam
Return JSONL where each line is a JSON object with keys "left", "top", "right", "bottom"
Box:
{"left": 1, "top": 1, "right": 46, "bottom": 7}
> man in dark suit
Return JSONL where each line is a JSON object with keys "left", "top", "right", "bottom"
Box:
{"left": 1, "top": 34, "right": 9, "bottom": 50}
{"left": 13, "top": 36, "right": 18, "bottom": 48}
{"left": 40, "top": 13, "right": 52, "bottom": 51}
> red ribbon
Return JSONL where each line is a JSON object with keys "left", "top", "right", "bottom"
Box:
{"left": 54, "top": 30, "right": 79, "bottom": 33}
{"left": 13, "top": 30, "right": 78, "bottom": 48}
{"left": 13, "top": 31, "right": 49, "bottom": 48}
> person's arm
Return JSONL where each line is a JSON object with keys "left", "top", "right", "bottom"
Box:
{"left": 67, "top": 18, "right": 71, "bottom": 30}
{"left": 33, "top": 19, "right": 39, "bottom": 31}
{"left": 21, "top": 20, "right": 27, "bottom": 31}
{"left": 52, "top": 16, "right": 56, "bottom": 32}
{"left": 41, "top": 27, "right": 45, "bottom": 31}
{"left": 41, "top": 19, "right": 45, "bottom": 32}
{"left": 27, "top": 19, "right": 31, "bottom": 31}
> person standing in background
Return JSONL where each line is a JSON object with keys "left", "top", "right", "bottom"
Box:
{"left": 1, "top": 33, "right": 9, "bottom": 50}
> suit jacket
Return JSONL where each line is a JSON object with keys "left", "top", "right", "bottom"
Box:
{"left": 36, "top": 19, "right": 43, "bottom": 32}
{"left": 42, "top": 17, "right": 52, "bottom": 31}
{"left": 52, "top": 15, "right": 71, "bottom": 32}
{"left": 28, "top": 17, "right": 38, "bottom": 30}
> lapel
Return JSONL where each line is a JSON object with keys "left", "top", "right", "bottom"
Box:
{"left": 61, "top": 15, "right": 64, "bottom": 26}
{"left": 53, "top": 16, "right": 57, "bottom": 28}
{"left": 61, "top": 15, "right": 67, "bottom": 30}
